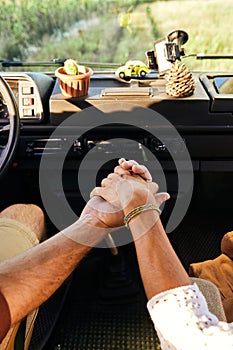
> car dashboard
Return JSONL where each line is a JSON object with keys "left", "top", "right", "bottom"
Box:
{"left": 1, "top": 71, "right": 233, "bottom": 189}
{"left": 1, "top": 69, "right": 233, "bottom": 234}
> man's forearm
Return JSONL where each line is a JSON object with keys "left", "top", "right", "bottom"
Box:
{"left": 0, "top": 215, "right": 106, "bottom": 325}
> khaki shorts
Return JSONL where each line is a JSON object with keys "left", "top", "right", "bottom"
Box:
{"left": 0, "top": 218, "right": 39, "bottom": 350}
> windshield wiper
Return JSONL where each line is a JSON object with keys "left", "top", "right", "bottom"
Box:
{"left": 183, "top": 53, "right": 233, "bottom": 60}
{"left": 0, "top": 59, "right": 122, "bottom": 69}
{"left": 0, "top": 59, "right": 63, "bottom": 68}
{"left": 196, "top": 54, "right": 233, "bottom": 60}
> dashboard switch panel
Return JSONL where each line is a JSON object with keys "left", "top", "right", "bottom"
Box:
{"left": 0, "top": 72, "right": 54, "bottom": 123}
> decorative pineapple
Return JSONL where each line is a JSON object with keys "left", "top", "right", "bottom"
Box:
{"left": 166, "top": 61, "right": 195, "bottom": 97}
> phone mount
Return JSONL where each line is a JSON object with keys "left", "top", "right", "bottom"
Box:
{"left": 146, "top": 30, "right": 188, "bottom": 74}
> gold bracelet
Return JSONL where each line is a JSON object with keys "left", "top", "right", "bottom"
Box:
{"left": 124, "top": 203, "right": 161, "bottom": 228}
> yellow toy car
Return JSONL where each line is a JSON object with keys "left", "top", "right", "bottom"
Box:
{"left": 115, "top": 60, "right": 150, "bottom": 79}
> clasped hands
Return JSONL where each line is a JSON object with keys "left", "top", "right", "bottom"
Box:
{"left": 81, "top": 158, "right": 170, "bottom": 230}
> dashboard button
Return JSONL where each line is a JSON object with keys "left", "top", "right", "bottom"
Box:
{"left": 23, "top": 97, "right": 34, "bottom": 106}
{"left": 22, "top": 86, "right": 33, "bottom": 94}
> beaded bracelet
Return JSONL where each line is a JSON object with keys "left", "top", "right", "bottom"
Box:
{"left": 124, "top": 203, "right": 161, "bottom": 228}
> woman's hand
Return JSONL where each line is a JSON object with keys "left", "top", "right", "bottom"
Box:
{"left": 117, "top": 158, "right": 152, "bottom": 182}
{"left": 81, "top": 158, "right": 170, "bottom": 229}
{"left": 115, "top": 158, "right": 170, "bottom": 210}
{"left": 91, "top": 158, "right": 158, "bottom": 209}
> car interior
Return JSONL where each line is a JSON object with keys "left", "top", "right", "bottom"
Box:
{"left": 1, "top": 18, "right": 233, "bottom": 350}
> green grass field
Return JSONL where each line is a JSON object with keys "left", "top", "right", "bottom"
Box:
{"left": 1, "top": 0, "right": 233, "bottom": 72}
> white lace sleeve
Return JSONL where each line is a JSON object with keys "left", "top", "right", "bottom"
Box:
{"left": 147, "top": 283, "right": 233, "bottom": 350}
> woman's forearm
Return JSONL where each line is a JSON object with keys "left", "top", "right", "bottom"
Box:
{"left": 126, "top": 209, "right": 191, "bottom": 300}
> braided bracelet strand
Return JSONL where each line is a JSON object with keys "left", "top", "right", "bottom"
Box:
{"left": 124, "top": 203, "right": 161, "bottom": 228}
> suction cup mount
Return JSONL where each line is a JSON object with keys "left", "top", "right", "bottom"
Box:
{"left": 167, "top": 30, "right": 188, "bottom": 56}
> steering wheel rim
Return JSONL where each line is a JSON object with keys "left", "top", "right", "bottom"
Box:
{"left": 0, "top": 75, "right": 20, "bottom": 179}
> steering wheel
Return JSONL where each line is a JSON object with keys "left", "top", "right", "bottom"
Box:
{"left": 0, "top": 76, "right": 20, "bottom": 180}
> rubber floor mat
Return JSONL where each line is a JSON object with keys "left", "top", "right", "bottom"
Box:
{"left": 44, "top": 248, "right": 161, "bottom": 350}
{"left": 49, "top": 301, "right": 160, "bottom": 350}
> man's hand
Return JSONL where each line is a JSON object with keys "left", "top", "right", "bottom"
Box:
{"left": 80, "top": 195, "right": 124, "bottom": 229}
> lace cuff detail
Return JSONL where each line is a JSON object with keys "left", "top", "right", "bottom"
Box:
{"left": 147, "top": 284, "right": 233, "bottom": 350}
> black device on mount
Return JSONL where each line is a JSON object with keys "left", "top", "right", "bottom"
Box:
{"left": 146, "top": 29, "right": 188, "bottom": 74}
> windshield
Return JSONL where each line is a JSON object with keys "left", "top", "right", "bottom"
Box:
{"left": 1, "top": 0, "right": 233, "bottom": 73}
